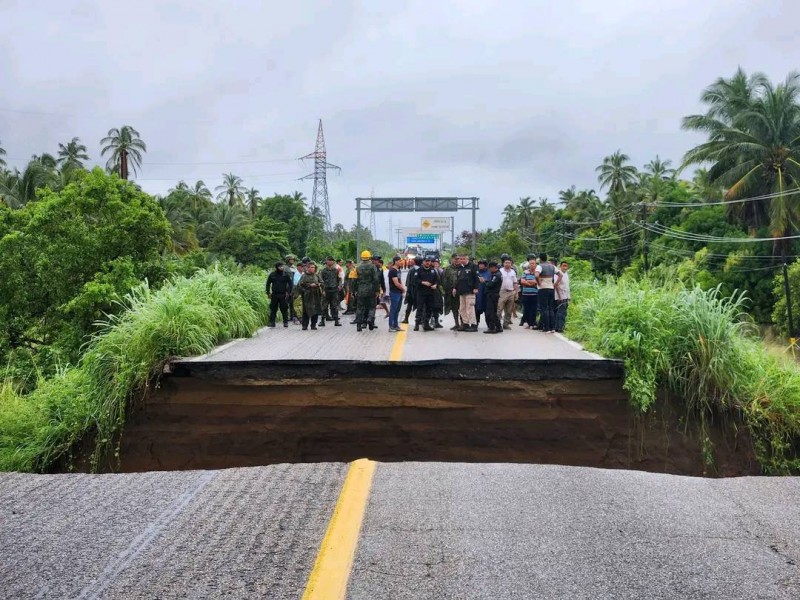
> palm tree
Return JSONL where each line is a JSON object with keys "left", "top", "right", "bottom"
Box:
{"left": 215, "top": 172, "right": 244, "bottom": 207}
{"left": 644, "top": 156, "right": 675, "bottom": 180}
{"left": 201, "top": 203, "right": 248, "bottom": 244}
{"left": 690, "top": 168, "right": 724, "bottom": 203}
{"left": 682, "top": 70, "right": 800, "bottom": 244}
{"left": 0, "top": 140, "right": 6, "bottom": 168}
{"left": 245, "top": 187, "right": 261, "bottom": 217}
{"left": 596, "top": 151, "right": 638, "bottom": 196}
{"left": 100, "top": 125, "right": 146, "bottom": 179}
{"left": 516, "top": 197, "right": 536, "bottom": 231}
{"left": 501, "top": 203, "right": 519, "bottom": 231}
{"left": 0, "top": 156, "right": 58, "bottom": 208}
{"left": 57, "top": 137, "right": 89, "bottom": 171}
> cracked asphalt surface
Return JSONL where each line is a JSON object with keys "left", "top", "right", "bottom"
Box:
{"left": 2, "top": 463, "right": 799, "bottom": 599}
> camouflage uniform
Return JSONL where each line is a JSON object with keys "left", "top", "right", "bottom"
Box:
{"left": 441, "top": 262, "right": 460, "bottom": 325}
{"left": 320, "top": 265, "right": 342, "bottom": 325}
{"left": 355, "top": 259, "right": 381, "bottom": 329}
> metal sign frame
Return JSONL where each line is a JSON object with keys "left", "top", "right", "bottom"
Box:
{"left": 355, "top": 197, "right": 479, "bottom": 257}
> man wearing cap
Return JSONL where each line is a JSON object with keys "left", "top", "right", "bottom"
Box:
{"left": 355, "top": 249, "right": 382, "bottom": 331}
{"left": 320, "top": 256, "right": 343, "bottom": 327}
{"left": 414, "top": 255, "right": 440, "bottom": 332}
{"left": 454, "top": 253, "right": 480, "bottom": 332}
{"left": 483, "top": 261, "right": 503, "bottom": 333}
{"left": 265, "top": 261, "right": 293, "bottom": 328}
{"left": 441, "top": 253, "right": 461, "bottom": 330}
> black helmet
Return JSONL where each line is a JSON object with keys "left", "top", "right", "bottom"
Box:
{"left": 500, "top": 253, "right": 511, "bottom": 261}
{"left": 526, "top": 253, "right": 536, "bottom": 261}
{"left": 301, "top": 256, "right": 311, "bottom": 264}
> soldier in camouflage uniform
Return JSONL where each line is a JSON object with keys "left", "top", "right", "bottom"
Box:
{"left": 355, "top": 250, "right": 381, "bottom": 332}
{"left": 320, "top": 256, "right": 343, "bottom": 327}
{"left": 441, "top": 253, "right": 461, "bottom": 330}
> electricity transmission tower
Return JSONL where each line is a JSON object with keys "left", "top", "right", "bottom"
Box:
{"left": 299, "top": 119, "right": 340, "bottom": 232}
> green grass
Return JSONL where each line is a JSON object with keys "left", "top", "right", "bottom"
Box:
{"left": 566, "top": 277, "right": 800, "bottom": 473}
{"left": 0, "top": 267, "right": 268, "bottom": 472}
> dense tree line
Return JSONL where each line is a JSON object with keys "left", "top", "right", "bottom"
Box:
{"left": 462, "top": 68, "right": 800, "bottom": 327}
{"left": 1, "top": 67, "right": 799, "bottom": 384}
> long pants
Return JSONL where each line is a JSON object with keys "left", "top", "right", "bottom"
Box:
{"left": 323, "top": 289, "right": 340, "bottom": 322}
{"left": 520, "top": 294, "right": 538, "bottom": 327}
{"left": 556, "top": 299, "right": 569, "bottom": 332}
{"left": 389, "top": 290, "right": 403, "bottom": 328}
{"left": 539, "top": 288, "right": 555, "bottom": 332}
{"left": 415, "top": 293, "right": 435, "bottom": 325}
{"left": 497, "top": 289, "right": 516, "bottom": 326}
{"left": 404, "top": 299, "right": 415, "bottom": 322}
{"left": 269, "top": 295, "right": 290, "bottom": 324}
{"left": 458, "top": 293, "right": 477, "bottom": 326}
{"left": 356, "top": 294, "right": 376, "bottom": 325}
{"left": 485, "top": 294, "right": 501, "bottom": 331}
{"left": 289, "top": 293, "right": 299, "bottom": 321}
{"left": 447, "top": 296, "right": 460, "bottom": 323}
{"left": 301, "top": 313, "right": 319, "bottom": 328}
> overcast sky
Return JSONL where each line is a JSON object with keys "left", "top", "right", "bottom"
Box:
{"left": 1, "top": 0, "right": 798, "bottom": 242}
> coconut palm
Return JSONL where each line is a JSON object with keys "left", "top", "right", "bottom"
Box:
{"left": 57, "top": 137, "right": 89, "bottom": 171}
{"left": 100, "top": 126, "right": 146, "bottom": 179}
{"left": 682, "top": 70, "right": 800, "bottom": 243}
{"left": 0, "top": 156, "right": 58, "bottom": 208}
{"left": 596, "top": 151, "right": 638, "bottom": 196}
{"left": 245, "top": 187, "right": 261, "bottom": 217}
{"left": 644, "top": 156, "right": 675, "bottom": 180}
{"left": 516, "top": 197, "right": 536, "bottom": 231}
{"left": 215, "top": 172, "right": 244, "bottom": 207}
{"left": 501, "top": 203, "right": 519, "bottom": 231}
{"left": 0, "top": 140, "right": 6, "bottom": 168}
{"left": 201, "top": 203, "right": 248, "bottom": 244}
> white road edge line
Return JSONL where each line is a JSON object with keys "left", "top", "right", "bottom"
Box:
{"left": 554, "top": 333, "right": 604, "bottom": 360}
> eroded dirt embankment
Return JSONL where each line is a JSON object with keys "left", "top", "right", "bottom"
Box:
{"left": 118, "top": 377, "right": 758, "bottom": 476}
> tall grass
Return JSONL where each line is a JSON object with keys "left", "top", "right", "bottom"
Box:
{"left": 0, "top": 268, "right": 268, "bottom": 472}
{"left": 567, "top": 278, "right": 800, "bottom": 473}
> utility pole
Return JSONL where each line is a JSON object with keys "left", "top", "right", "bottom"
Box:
{"left": 641, "top": 203, "right": 649, "bottom": 273}
{"left": 299, "top": 120, "right": 340, "bottom": 233}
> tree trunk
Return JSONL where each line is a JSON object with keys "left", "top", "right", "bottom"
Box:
{"left": 120, "top": 149, "right": 128, "bottom": 180}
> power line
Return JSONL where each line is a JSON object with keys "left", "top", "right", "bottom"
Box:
{"left": 640, "top": 222, "right": 800, "bottom": 243}
{"left": 640, "top": 187, "right": 800, "bottom": 208}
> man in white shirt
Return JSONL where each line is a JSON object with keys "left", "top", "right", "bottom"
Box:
{"left": 497, "top": 258, "right": 518, "bottom": 329}
{"left": 554, "top": 260, "right": 571, "bottom": 333}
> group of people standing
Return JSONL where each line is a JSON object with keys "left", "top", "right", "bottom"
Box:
{"left": 264, "top": 251, "right": 571, "bottom": 334}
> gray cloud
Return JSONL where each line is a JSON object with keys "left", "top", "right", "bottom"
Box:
{"left": 2, "top": 0, "right": 798, "bottom": 240}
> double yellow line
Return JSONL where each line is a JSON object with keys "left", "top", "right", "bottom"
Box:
{"left": 302, "top": 459, "right": 377, "bottom": 600}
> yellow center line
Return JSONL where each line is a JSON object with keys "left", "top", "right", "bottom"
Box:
{"left": 302, "top": 459, "right": 377, "bottom": 600}
{"left": 388, "top": 326, "right": 408, "bottom": 362}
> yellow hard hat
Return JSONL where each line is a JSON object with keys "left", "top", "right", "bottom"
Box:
{"left": 360, "top": 250, "right": 371, "bottom": 259}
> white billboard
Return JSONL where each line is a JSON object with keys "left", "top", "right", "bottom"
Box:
{"left": 420, "top": 217, "right": 451, "bottom": 232}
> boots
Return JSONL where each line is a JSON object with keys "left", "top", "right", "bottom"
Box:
{"left": 267, "top": 321, "right": 276, "bottom": 328}
{"left": 434, "top": 318, "right": 443, "bottom": 329}
{"left": 413, "top": 324, "right": 420, "bottom": 331}
{"left": 334, "top": 320, "right": 342, "bottom": 326}
{"left": 357, "top": 322, "right": 363, "bottom": 332}
{"left": 450, "top": 316, "right": 460, "bottom": 331}
{"left": 318, "top": 319, "right": 325, "bottom": 327}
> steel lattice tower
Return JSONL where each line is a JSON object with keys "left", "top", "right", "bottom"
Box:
{"left": 299, "top": 119, "right": 340, "bottom": 232}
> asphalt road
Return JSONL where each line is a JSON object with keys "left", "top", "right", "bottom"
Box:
{"left": 2, "top": 463, "right": 799, "bottom": 599}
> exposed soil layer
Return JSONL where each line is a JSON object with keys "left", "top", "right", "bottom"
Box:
{"left": 119, "top": 375, "right": 759, "bottom": 477}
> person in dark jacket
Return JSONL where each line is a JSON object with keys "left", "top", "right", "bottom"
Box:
{"left": 265, "top": 261, "right": 293, "bottom": 327}
{"left": 475, "top": 259, "right": 491, "bottom": 326}
{"left": 454, "top": 254, "right": 480, "bottom": 332}
{"left": 483, "top": 261, "right": 503, "bottom": 334}
{"left": 414, "top": 255, "right": 440, "bottom": 331}
{"left": 402, "top": 256, "right": 422, "bottom": 324}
